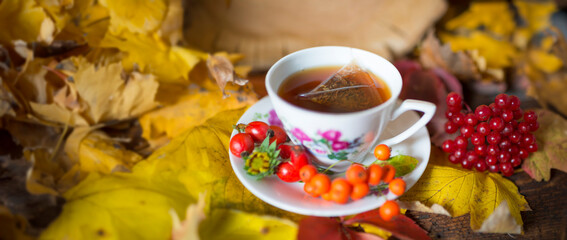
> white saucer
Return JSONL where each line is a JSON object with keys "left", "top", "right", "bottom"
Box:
{"left": 229, "top": 97, "right": 431, "bottom": 216}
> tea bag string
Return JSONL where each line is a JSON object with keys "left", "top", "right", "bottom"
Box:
{"left": 297, "top": 85, "right": 373, "bottom": 98}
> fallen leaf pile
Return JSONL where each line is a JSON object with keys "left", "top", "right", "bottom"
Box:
{"left": 0, "top": 0, "right": 256, "bottom": 238}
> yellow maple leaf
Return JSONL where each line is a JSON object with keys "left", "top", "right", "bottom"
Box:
{"left": 39, "top": 171, "right": 193, "bottom": 240}
{"left": 136, "top": 108, "right": 301, "bottom": 221}
{"left": 441, "top": 31, "right": 518, "bottom": 69}
{"left": 139, "top": 82, "right": 257, "bottom": 144}
{"left": 0, "top": 0, "right": 55, "bottom": 45}
{"left": 100, "top": 31, "right": 205, "bottom": 83}
{"left": 100, "top": 0, "right": 167, "bottom": 34}
{"left": 171, "top": 193, "right": 297, "bottom": 240}
{"left": 199, "top": 209, "right": 298, "bottom": 240}
{"left": 445, "top": 2, "right": 515, "bottom": 37}
{"left": 171, "top": 193, "right": 206, "bottom": 240}
{"left": 41, "top": 109, "right": 299, "bottom": 239}
{"left": 400, "top": 161, "right": 530, "bottom": 231}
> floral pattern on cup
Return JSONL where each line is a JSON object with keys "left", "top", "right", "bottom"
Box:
{"left": 254, "top": 109, "right": 362, "bottom": 161}
{"left": 312, "top": 130, "right": 362, "bottom": 160}
{"left": 291, "top": 128, "right": 312, "bottom": 144}
{"left": 251, "top": 109, "right": 284, "bottom": 128}
{"left": 289, "top": 127, "right": 362, "bottom": 161}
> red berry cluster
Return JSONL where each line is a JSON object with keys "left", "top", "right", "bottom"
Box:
{"left": 442, "top": 93, "right": 539, "bottom": 176}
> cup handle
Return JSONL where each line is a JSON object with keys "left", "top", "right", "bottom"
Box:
{"left": 378, "top": 99, "right": 436, "bottom": 146}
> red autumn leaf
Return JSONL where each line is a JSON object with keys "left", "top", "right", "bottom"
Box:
{"left": 344, "top": 209, "right": 431, "bottom": 240}
{"left": 297, "top": 216, "right": 385, "bottom": 240}
{"left": 348, "top": 231, "right": 385, "bottom": 240}
{"left": 297, "top": 217, "right": 348, "bottom": 240}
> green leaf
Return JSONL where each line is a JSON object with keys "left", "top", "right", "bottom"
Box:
{"left": 377, "top": 155, "right": 418, "bottom": 177}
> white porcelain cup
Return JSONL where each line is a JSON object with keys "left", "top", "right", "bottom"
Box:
{"left": 266, "top": 46, "right": 436, "bottom": 168}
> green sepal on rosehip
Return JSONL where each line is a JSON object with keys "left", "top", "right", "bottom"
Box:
{"left": 243, "top": 137, "right": 282, "bottom": 180}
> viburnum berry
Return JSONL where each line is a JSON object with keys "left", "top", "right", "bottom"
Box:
{"left": 459, "top": 125, "right": 474, "bottom": 138}
{"left": 442, "top": 93, "right": 538, "bottom": 177}
{"left": 442, "top": 139, "right": 456, "bottom": 153}
{"left": 446, "top": 92, "right": 462, "bottom": 108}
{"left": 476, "top": 122, "right": 491, "bottom": 136}
{"left": 464, "top": 113, "right": 478, "bottom": 126}
{"left": 524, "top": 110, "right": 538, "bottom": 123}
{"left": 475, "top": 144, "right": 487, "bottom": 156}
{"left": 452, "top": 112, "right": 466, "bottom": 126}
{"left": 494, "top": 94, "right": 509, "bottom": 109}
{"left": 475, "top": 160, "right": 488, "bottom": 172}
{"left": 475, "top": 105, "right": 492, "bottom": 121}
{"left": 508, "top": 95, "right": 520, "bottom": 110}
{"left": 445, "top": 121, "right": 459, "bottom": 134}
{"left": 454, "top": 136, "right": 468, "bottom": 149}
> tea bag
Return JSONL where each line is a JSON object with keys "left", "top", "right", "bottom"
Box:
{"left": 298, "top": 61, "right": 383, "bottom": 112}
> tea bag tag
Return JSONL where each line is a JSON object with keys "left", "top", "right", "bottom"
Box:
{"left": 298, "top": 61, "right": 383, "bottom": 112}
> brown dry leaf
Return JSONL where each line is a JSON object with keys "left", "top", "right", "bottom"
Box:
{"left": 30, "top": 57, "right": 159, "bottom": 126}
{"left": 0, "top": 77, "right": 16, "bottom": 117}
{"left": 29, "top": 102, "right": 89, "bottom": 126}
{"left": 0, "top": 206, "right": 34, "bottom": 240}
{"left": 206, "top": 54, "right": 249, "bottom": 97}
{"left": 159, "top": 0, "right": 184, "bottom": 45}
{"left": 477, "top": 200, "right": 522, "bottom": 234}
{"left": 419, "top": 30, "right": 481, "bottom": 81}
{"left": 72, "top": 57, "right": 159, "bottom": 123}
{"left": 24, "top": 149, "right": 75, "bottom": 195}
{"left": 0, "top": 154, "right": 64, "bottom": 238}
{"left": 522, "top": 109, "right": 567, "bottom": 181}
{"left": 525, "top": 63, "right": 567, "bottom": 117}
{"left": 139, "top": 81, "right": 256, "bottom": 147}
{"left": 398, "top": 201, "right": 451, "bottom": 217}
{"left": 170, "top": 193, "right": 206, "bottom": 240}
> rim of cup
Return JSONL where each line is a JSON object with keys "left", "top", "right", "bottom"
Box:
{"left": 265, "top": 46, "right": 402, "bottom": 118}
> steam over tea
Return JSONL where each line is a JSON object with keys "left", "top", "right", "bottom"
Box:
{"left": 277, "top": 63, "right": 391, "bottom": 113}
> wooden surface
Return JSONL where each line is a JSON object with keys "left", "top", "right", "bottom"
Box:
{"left": 247, "top": 74, "right": 567, "bottom": 240}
